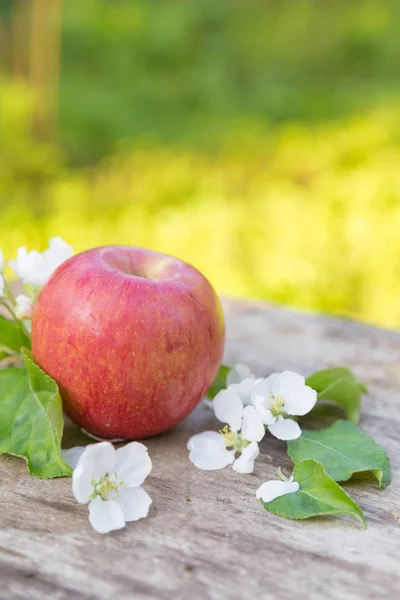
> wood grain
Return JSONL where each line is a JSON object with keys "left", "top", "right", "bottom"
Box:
{"left": 1, "top": 298, "right": 399, "bottom": 600}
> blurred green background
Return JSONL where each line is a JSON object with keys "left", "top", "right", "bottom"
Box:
{"left": 1, "top": 0, "right": 400, "bottom": 326}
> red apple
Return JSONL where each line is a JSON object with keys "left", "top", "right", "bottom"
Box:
{"left": 31, "top": 246, "right": 225, "bottom": 439}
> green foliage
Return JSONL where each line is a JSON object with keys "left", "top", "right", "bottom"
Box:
{"left": 307, "top": 367, "right": 367, "bottom": 424}
{"left": 3, "top": 2, "right": 400, "bottom": 327}
{"left": 59, "top": 0, "right": 400, "bottom": 163}
{"left": 4, "top": 95, "right": 400, "bottom": 327}
{"left": 0, "top": 350, "right": 71, "bottom": 478}
{"left": 261, "top": 459, "right": 366, "bottom": 526}
{"left": 0, "top": 315, "right": 31, "bottom": 354}
{"left": 288, "top": 421, "right": 390, "bottom": 488}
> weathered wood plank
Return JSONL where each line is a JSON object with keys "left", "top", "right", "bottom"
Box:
{"left": 1, "top": 298, "right": 400, "bottom": 600}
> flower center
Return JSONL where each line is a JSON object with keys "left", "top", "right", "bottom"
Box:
{"left": 220, "top": 425, "right": 250, "bottom": 453}
{"left": 269, "top": 394, "right": 286, "bottom": 417}
{"left": 90, "top": 473, "right": 123, "bottom": 501}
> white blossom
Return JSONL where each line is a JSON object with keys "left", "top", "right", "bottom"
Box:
{"left": 9, "top": 248, "right": 43, "bottom": 285}
{"left": 251, "top": 371, "right": 317, "bottom": 440}
{"left": 188, "top": 388, "right": 265, "bottom": 474}
{"left": 0, "top": 274, "right": 4, "bottom": 297}
{"left": 0, "top": 250, "right": 4, "bottom": 272}
{"left": 187, "top": 431, "right": 235, "bottom": 470}
{"left": 9, "top": 236, "right": 73, "bottom": 287}
{"left": 63, "top": 442, "right": 152, "bottom": 534}
{"left": 15, "top": 294, "right": 33, "bottom": 320}
{"left": 204, "top": 363, "right": 257, "bottom": 410}
{"left": 227, "top": 377, "right": 257, "bottom": 407}
{"left": 226, "top": 363, "right": 256, "bottom": 386}
{"left": 213, "top": 391, "right": 265, "bottom": 441}
{"left": 43, "top": 236, "right": 74, "bottom": 271}
{"left": 194, "top": 366, "right": 317, "bottom": 474}
{"left": 256, "top": 476, "right": 300, "bottom": 503}
{"left": 187, "top": 431, "right": 260, "bottom": 474}
{"left": 226, "top": 364, "right": 256, "bottom": 406}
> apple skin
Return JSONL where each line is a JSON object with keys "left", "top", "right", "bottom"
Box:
{"left": 31, "top": 246, "right": 225, "bottom": 439}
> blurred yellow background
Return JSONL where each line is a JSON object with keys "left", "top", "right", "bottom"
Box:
{"left": 1, "top": 0, "right": 400, "bottom": 327}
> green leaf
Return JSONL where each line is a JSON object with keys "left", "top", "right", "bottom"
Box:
{"left": 261, "top": 459, "right": 366, "bottom": 526}
{"left": 0, "top": 315, "right": 31, "bottom": 354}
{"left": 288, "top": 420, "right": 390, "bottom": 489}
{"left": 306, "top": 366, "right": 367, "bottom": 424}
{"left": 0, "top": 349, "right": 72, "bottom": 478}
{"left": 206, "top": 364, "right": 231, "bottom": 399}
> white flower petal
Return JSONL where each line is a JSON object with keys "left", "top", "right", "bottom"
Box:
{"left": 259, "top": 407, "right": 276, "bottom": 426}
{"left": 252, "top": 395, "right": 276, "bottom": 425}
{"left": 226, "top": 364, "right": 255, "bottom": 386}
{"left": 232, "top": 442, "right": 259, "bottom": 474}
{"left": 72, "top": 467, "right": 93, "bottom": 504}
{"left": 271, "top": 371, "right": 305, "bottom": 398}
{"left": 256, "top": 477, "right": 300, "bottom": 503}
{"left": 76, "top": 442, "right": 116, "bottom": 479}
{"left": 241, "top": 405, "right": 265, "bottom": 443}
{"left": 213, "top": 389, "right": 243, "bottom": 432}
{"left": 188, "top": 432, "right": 235, "bottom": 470}
{"left": 264, "top": 372, "right": 281, "bottom": 390}
{"left": 228, "top": 378, "right": 256, "bottom": 406}
{"left": 15, "top": 294, "right": 33, "bottom": 320}
{"left": 115, "top": 442, "right": 152, "bottom": 488}
{"left": 117, "top": 486, "right": 152, "bottom": 522}
{"left": 61, "top": 446, "right": 86, "bottom": 469}
{"left": 9, "top": 238, "right": 73, "bottom": 287}
{"left": 251, "top": 377, "right": 273, "bottom": 404}
{"left": 88, "top": 497, "right": 125, "bottom": 534}
{"left": 0, "top": 274, "right": 4, "bottom": 296}
{"left": 72, "top": 442, "right": 116, "bottom": 503}
{"left": 43, "top": 236, "right": 74, "bottom": 272}
{"left": 268, "top": 416, "right": 301, "bottom": 441}
{"left": 189, "top": 446, "right": 235, "bottom": 471}
{"left": 48, "top": 236, "right": 74, "bottom": 254}
{"left": 8, "top": 248, "right": 26, "bottom": 276}
{"left": 187, "top": 430, "right": 226, "bottom": 450}
{"left": 0, "top": 250, "right": 4, "bottom": 272}
{"left": 9, "top": 248, "right": 47, "bottom": 286}
{"left": 284, "top": 384, "right": 318, "bottom": 416}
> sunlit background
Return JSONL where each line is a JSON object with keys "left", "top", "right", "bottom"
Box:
{"left": 1, "top": 0, "right": 400, "bottom": 327}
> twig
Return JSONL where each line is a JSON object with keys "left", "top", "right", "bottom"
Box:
{"left": 0, "top": 355, "right": 24, "bottom": 369}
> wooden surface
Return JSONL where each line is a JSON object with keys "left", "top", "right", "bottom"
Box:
{"left": 1, "top": 298, "right": 400, "bottom": 600}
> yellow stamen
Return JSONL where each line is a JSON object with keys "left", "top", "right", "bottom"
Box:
{"left": 91, "top": 473, "right": 123, "bottom": 501}
{"left": 269, "top": 394, "right": 285, "bottom": 416}
{"left": 219, "top": 425, "right": 249, "bottom": 452}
